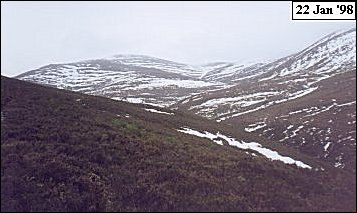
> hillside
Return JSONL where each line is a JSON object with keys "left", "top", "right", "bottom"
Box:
{"left": 176, "top": 29, "right": 356, "bottom": 172}
{"left": 13, "top": 28, "right": 357, "bottom": 173}
{"left": 1, "top": 76, "right": 355, "bottom": 211}
{"left": 16, "top": 55, "right": 223, "bottom": 107}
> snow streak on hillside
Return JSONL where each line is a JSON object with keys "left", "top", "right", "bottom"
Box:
{"left": 177, "top": 127, "right": 312, "bottom": 169}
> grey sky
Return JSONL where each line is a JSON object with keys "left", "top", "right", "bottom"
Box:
{"left": 1, "top": 1, "right": 355, "bottom": 77}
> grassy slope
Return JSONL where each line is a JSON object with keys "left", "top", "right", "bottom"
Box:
{"left": 1, "top": 76, "right": 355, "bottom": 212}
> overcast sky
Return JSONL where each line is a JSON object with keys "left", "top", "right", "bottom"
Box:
{"left": 1, "top": 1, "right": 355, "bottom": 77}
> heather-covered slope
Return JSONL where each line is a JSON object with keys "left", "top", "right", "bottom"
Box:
{"left": 1, "top": 76, "right": 355, "bottom": 211}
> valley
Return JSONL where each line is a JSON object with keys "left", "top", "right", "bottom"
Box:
{"left": 16, "top": 28, "right": 356, "bottom": 172}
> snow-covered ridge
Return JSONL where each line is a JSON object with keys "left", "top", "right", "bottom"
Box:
{"left": 200, "top": 61, "right": 267, "bottom": 82}
{"left": 279, "top": 28, "right": 356, "bottom": 77}
{"left": 177, "top": 127, "right": 312, "bottom": 169}
{"left": 17, "top": 58, "right": 224, "bottom": 108}
{"left": 184, "top": 28, "right": 354, "bottom": 118}
{"left": 105, "top": 54, "right": 203, "bottom": 78}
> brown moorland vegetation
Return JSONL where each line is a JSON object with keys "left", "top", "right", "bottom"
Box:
{"left": 1, "top": 76, "right": 355, "bottom": 212}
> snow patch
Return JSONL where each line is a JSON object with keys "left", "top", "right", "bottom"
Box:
{"left": 177, "top": 127, "right": 312, "bottom": 169}
{"left": 324, "top": 142, "right": 332, "bottom": 151}
{"left": 245, "top": 122, "right": 267, "bottom": 132}
{"left": 144, "top": 108, "right": 174, "bottom": 115}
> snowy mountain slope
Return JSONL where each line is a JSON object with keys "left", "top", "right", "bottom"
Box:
{"left": 229, "top": 71, "right": 356, "bottom": 171}
{"left": 18, "top": 28, "right": 354, "bottom": 108}
{"left": 176, "top": 28, "right": 356, "bottom": 171}
{"left": 16, "top": 54, "right": 273, "bottom": 107}
{"left": 17, "top": 57, "right": 223, "bottom": 107}
{"left": 193, "top": 29, "right": 354, "bottom": 84}
{"left": 105, "top": 54, "right": 204, "bottom": 78}
{"left": 177, "top": 28, "right": 356, "bottom": 119}
{"left": 259, "top": 28, "right": 356, "bottom": 80}
{"left": 199, "top": 61, "right": 268, "bottom": 83}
